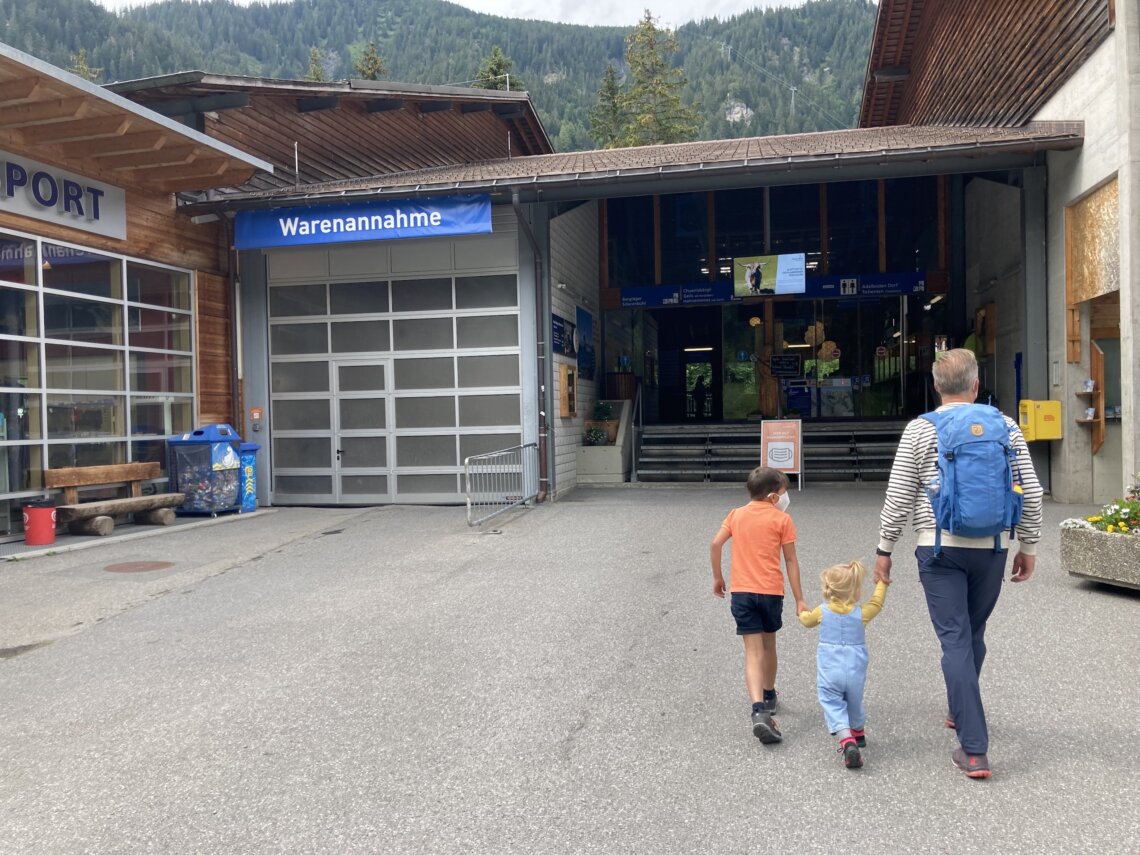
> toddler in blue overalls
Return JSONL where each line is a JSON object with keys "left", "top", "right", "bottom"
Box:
{"left": 799, "top": 560, "right": 888, "bottom": 769}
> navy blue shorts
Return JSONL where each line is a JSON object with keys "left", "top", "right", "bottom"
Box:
{"left": 730, "top": 592, "right": 784, "bottom": 635}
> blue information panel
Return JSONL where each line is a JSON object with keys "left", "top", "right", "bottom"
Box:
{"left": 620, "top": 272, "right": 930, "bottom": 308}
{"left": 235, "top": 194, "right": 492, "bottom": 249}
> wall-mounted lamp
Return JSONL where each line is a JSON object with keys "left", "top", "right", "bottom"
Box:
{"left": 555, "top": 282, "right": 568, "bottom": 290}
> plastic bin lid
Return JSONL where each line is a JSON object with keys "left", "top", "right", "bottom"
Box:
{"left": 24, "top": 499, "right": 55, "bottom": 508}
{"left": 171, "top": 423, "right": 241, "bottom": 443}
{"left": 240, "top": 442, "right": 261, "bottom": 452}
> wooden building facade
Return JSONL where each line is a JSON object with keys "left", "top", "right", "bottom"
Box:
{"left": 0, "top": 43, "right": 270, "bottom": 538}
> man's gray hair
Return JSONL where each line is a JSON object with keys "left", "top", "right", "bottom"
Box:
{"left": 931, "top": 348, "right": 978, "bottom": 395}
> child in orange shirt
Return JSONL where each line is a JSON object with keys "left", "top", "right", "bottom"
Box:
{"left": 711, "top": 466, "right": 808, "bottom": 743}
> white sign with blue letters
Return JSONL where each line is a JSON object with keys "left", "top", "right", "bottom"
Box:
{"left": 234, "top": 194, "right": 492, "bottom": 250}
{"left": 1, "top": 150, "right": 126, "bottom": 240}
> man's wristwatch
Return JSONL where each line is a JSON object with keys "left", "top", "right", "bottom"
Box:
{"left": 874, "top": 548, "right": 892, "bottom": 557}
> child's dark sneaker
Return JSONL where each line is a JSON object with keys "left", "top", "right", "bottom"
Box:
{"left": 851, "top": 728, "right": 866, "bottom": 748}
{"left": 951, "top": 748, "right": 991, "bottom": 779}
{"left": 751, "top": 710, "right": 782, "bottom": 744}
{"left": 841, "top": 739, "right": 862, "bottom": 769}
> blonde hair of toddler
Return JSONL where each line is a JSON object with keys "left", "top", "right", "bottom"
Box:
{"left": 820, "top": 560, "right": 867, "bottom": 605}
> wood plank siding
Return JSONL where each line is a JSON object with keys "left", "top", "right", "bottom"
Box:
{"left": 203, "top": 96, "right": 529, "bottom": 192}
{"left": 861, "top": 0, "right": 1113, "bottom": 127}
{"left": 195, "top": 271, "right": 235, "bottom": 426}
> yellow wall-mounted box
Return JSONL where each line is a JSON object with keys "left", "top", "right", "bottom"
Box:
{"left": 1019, "top": 399, "right": 1063, "bottom": 441}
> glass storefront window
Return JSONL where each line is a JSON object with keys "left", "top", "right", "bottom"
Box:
{"left": 0, "top": 340, "right": 40, "bottom": 388}
{"left": 127, "top": 262, "right": 190, "bottom": 310}
{"left": 42, "top": 244, "right": 121, "bottom": 299}
{"left": 131, "top": 397, "right": 193, "bottom": 437}
{"left": 270, "top": 284, "right": 327, "bottom": 317}
{"left": 770, "top": 185, "right": 821, "bottom": 269}
{"left": 886, "top": 177, "right": 939, "bottom": 272}
{"left": 47, "top": 440, "right": 126, "bottom": 469}
{"left": 660, "top": 193, "right": 709, "bottom": 285}
{"left": 0, "top": 285, "right": 38, "bottom": 336}
{"left": 129, "top": 307, "right": 191, "bottom": 351}
{"left": 129, "top": 352, "right": 192, "bottom": 393}
{"left": 0, "top": 392, "right": 41, "bottom": 440}
{"left": 0, "top": 231, "right": 197, "bottom": 531}
{"left": 0, "top": 236, "right": 36, "bottom": 286}
{"left": 607, "top": 196, "right": 655, "bottom": 287}
{"left": 47, "top": 394, "right": 125, "bottom": 439}
{"left": 714, "top": 188, "right": 766, "bottom": 282}
{"left": 46, "top": 344, "right": 123, "bottom": 391}
{"left": 43, "top": 292, "right": 123, "bottom": 345}
{"left": 826, "top": 181, "right": 879, "bottom": 274}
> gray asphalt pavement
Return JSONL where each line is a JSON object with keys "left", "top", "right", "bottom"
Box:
{"left": 1, "top": 486, "right": 1137, "bottom": 854}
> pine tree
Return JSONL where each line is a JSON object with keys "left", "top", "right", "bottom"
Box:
{"left": 68, "top": 48, "right": 103, "bottom": 83}
{"left": 305, "top": 47, "right": 325, "bottom": 82}
{"left": 353, "top": 41, "right": 388, "bottom": 80}
{"left": 473, "top": 46, "right": 522, "bottom": 91}
{"left": 588, "top": 62, "right": 626, "bottom": 149}
{"left": 619, "top": 10, "right": 700, "bottom": 146}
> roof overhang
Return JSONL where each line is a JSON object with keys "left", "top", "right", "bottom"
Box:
{"left": 183, "top": 122, "right": 1084, "bottom": 214}
{"left": 0, "top": 44, "right": 272, "bottom": 194}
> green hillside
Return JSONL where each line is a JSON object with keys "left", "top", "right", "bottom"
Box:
{"left": 0, "top": 0, "right": 876, "bottom": 151}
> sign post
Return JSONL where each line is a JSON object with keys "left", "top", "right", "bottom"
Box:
{"left": 760, "top": 419, "right": 803, "bottom": 489}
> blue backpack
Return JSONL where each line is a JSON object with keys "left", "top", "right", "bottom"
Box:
{"left": 922, "top": 404, "right": 1024, "bottom": 553}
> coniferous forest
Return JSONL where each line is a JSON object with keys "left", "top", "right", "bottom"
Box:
{"left": 0, "top": 0, "right": 876, "bottom": 152}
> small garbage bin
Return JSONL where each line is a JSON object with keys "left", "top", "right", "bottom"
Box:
{"left": 239, "top": 442, "right": 260, "bottom": 513}
{"left": 23, "top": 500, "right": 57, "bottom": 546}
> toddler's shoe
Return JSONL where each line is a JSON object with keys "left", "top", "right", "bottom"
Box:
{"left": 751, "top": 709, "right": 782, "bottom": 744}
{"left": 840, "top": 738, "right": 862, "bottom": 769}
{"left": 851, "top": 727, "right": 866, "bottom": 748}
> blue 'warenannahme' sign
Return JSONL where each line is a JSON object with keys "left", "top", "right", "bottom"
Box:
{"left": 234, "top": 194, "right": 492, "bottom": 249}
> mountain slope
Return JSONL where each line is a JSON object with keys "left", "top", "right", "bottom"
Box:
{"left": 0, "top": 0, "right": 876, "bottom": 151}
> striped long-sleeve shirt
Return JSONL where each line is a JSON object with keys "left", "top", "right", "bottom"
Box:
{"left": 877, "top": 402, "right": 1044, "bottom": 555}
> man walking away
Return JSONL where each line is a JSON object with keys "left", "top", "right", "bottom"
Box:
{"left": 874, "top": 348, "right": 1043, "bottom": 779}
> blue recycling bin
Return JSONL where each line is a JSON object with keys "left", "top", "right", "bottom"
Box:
{"left": 167, "top": 424, "right": 242, "bottom": 515}
{"left": 239, "top": 442, "right": 260, "bottom": 513}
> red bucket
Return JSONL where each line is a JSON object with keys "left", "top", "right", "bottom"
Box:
{"left": 23, "top": 503, "right": 57, "bottom": 546}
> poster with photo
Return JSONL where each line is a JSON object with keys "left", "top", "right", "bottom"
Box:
{"left": 576, "top": 306, "right": 595, "bottom": 380}
{"left": 552, "top": 313, "right": 576, "bottom": 358}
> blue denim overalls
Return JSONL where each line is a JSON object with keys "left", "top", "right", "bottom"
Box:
{"left": 816, "top": 603, "right": 869, "bottom": 734}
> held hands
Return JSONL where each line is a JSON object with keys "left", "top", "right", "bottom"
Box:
{"left": 795, "top": 599, "right": 809, "bottom": 615}
{"left": 1010, "top": 552, "right": 1035, "bottom": 582}
{"left": 874, "top": 554, "right": 892, "bottom": 585}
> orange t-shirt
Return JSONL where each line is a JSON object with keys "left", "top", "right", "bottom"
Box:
{"left": 720, "top": 501, "right": 797, "bottom": 595}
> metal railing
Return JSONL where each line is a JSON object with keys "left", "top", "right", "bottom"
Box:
{"left": 631, "top": 380, "right": 643, "bottom": 482}
{"left": 463, "top": 442, "right": 539, "bottom": 526}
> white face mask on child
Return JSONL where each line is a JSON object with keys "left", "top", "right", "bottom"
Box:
{"left": 774, "top": 492, "right": 790, "bottom": 512}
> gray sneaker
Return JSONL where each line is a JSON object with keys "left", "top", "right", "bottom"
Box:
{"left": 951, "top": 747, "right": 992, "bottom": 779}
{"left": 751, "top": 710, "right": 783, "bottom": 744}
{"left": 762, "top": 691, "right": 779, "bottom": 713}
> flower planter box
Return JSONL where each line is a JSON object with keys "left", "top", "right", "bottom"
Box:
{"left": 584, "top": 419, "right": 619, "bottom": 444}
{"left": 1061, "top": 527, "right": 1140, "bottom": 590}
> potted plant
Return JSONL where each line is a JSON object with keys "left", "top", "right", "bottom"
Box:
{"left": 584, "top": 400, "right": 619, "bottom": 444}
{"left": 583, "top": 426, "right": 609, "bottom": 446}
{"left": 1060, "top": 473, "right": 1140, "bottom": 589}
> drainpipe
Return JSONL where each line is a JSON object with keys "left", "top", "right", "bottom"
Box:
{"left": 512, "top": 190, "right": 550, "bottom": 502}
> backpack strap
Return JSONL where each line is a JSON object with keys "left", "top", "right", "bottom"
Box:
{"left": 922, "top": 411, "right": 944, "bottom": 555}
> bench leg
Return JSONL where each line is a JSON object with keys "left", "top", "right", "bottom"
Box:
{"left": 68, "top": 516, "right": 115, "bottom": 537}
{"left": 134, "top": 508, "right": 176, "bottom": 526}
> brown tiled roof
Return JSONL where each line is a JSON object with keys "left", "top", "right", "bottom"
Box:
{"left": 193, "top": 122, "right": 1082, "bottom": 209}
{"left": 861, "top": 0, "right": 1112, "bottom": 128}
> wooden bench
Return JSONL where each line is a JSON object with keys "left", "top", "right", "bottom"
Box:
{"left": 43, "top": 462, "right": 185, "bottom": 536}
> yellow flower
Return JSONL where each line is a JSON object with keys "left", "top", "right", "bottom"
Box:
{"left": 1088, "top": 516, "right": 1103, "bottom": 522}
{"left": 1107, "top": 524, "right": 1115, "bottom": 533}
